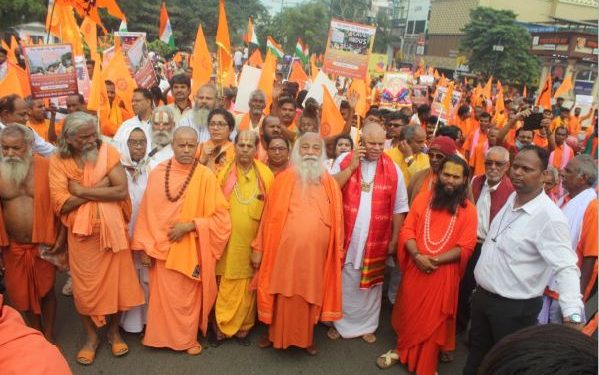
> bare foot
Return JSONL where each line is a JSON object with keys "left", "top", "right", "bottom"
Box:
{"left": 362, "top": 333, "right": 377, "bottom": 344}
{"left": 306, "top": 344, "right": 318, "bottom": 356}
{"left": 258, "top": 335, "right": 272, "bottom": 349}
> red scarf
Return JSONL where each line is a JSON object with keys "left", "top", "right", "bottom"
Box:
{"left": 340, "top": 153, "right": 398, "bottom": 288}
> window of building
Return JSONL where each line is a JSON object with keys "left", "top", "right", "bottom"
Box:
{"left": 414, "top": 20, "right": 426, "bottom": 34}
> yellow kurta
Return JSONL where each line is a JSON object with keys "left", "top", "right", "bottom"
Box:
{"left": 215, "top": 162, "right": 274, "bottom": 337}
{"left": 385, "top": 148, "right": 430, "bottom": 186}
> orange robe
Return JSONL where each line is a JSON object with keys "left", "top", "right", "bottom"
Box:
{"left": 131, "top": 159, "right": 231, "bottom": 350}
{"left": 0, "top": 156, "right": 58, "bottom": 314}
{"left": 463, "top": 131, "right": 488, "bottom": 177}
{"left": 254, "top": 169, "right": 344, "bottom": 349}
{"left": 533, "top": 132, "right": 549, "bottom": 149}
{"left": 394, "top": 191, "right": 477, "bottom": 375}
{"left": 27, "top": 119, "right": 50, "bottom": 141}
{"left": 550, "top": 144, "right": 574, "bottom": 169}
{"left": 198, "top": 140, "right": 236, "bottom": 175}
{"left": 578, "top": 199, "right": 598, "bottom": 301}
{"left": 48, "top": 143, "right": 144, "bottom": 327}
{"left": 455, "top": 117, "right": 473, "bottom": 139}
{"left": 101, "top": 96, "right": 133, "bottom": 137}
{"left": 0, "top": 295, "right": 73, "bottom": 375}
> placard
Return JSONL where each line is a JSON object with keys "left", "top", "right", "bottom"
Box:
{"left": 379, "top": 72, "right": 412, "bottom": 109}
{"left": 114, "top": 32, "right": 157, "bottom": 89}
{"left": 234, "top": 65, "right": 262, "bottom": 113}
{"left": 412, "top": 84, "right": 429, "bottom": 105}
{"left": 22, "top": 44, "right": 78, "bottom": 99}
{"left": 431, "top": 86, "right": 462, "bottom": 121}
{"left": 322, "top": 18, "right": 376, "bottom": 79}
{"left": 368, "top": 53, "right": 388, "bottom": 77}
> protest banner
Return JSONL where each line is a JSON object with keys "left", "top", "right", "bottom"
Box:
{"left": 235, "top": 65, "right": 262, "bottom": 113}
{"left": 322, "top": 18, "right": 376, "bottom": 79}
{"left": 114, "top": 32, "right": 157, "bottom": 88}
{"left": 412, "top": 84, "right": 429, "bottom": 105}
{"left": 368, "top": 53, "right": 388, "bottom": 77}
{"left": 379, "top": 72, "right": 412, "bottom": 109}
{"left": 22, "top": 44, "right": 79, "bottom": 99}
{"left": 431, "top": 86, "right": 462, "bottom": 121}
{"left": 74, "top": 55, "right": 91, "bottom": 101}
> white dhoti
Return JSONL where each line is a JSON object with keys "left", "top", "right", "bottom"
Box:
{"left": 120, "top": 252, "right": 150, "bottom": 333}
{"left": 334, "top": 266, "right": 382, "bottom": 338}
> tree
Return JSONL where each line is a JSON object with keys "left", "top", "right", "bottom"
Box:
{"left": 0, "top": 0, "right": 46, "bottom": 31}
{"left": 460, "top": 7, "right": 540, "bottom": 86}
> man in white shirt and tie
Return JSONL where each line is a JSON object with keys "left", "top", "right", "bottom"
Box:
{"left": 463, "top": 145, "right": 585, "bottom": 375}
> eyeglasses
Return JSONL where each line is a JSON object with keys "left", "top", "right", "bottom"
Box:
{"left": 208, "top": 121, "right": 229, "bottom": 128}
{"left": 484, "top": 160, "right": 508, "bottom": 167}
{"left": 428, "top": 152, "right": 445, "bottom": 161}
{"left": 127, "top": 139, "right": 147, "bottom": 147}
{"left": 268, "top": 146, "right": 289, "bottom": 153}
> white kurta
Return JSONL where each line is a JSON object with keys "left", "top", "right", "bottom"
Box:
{"left": 331, "top": 153, "right": 409, "bottom": 337}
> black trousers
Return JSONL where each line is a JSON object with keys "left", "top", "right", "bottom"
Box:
{"left": 457, "top": 242, "right": 482, "bottom": 332}
{"left": 462, "top": 287, "right": 542, "bottom": 375}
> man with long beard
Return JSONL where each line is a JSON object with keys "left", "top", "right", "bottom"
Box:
{"left": 253, "top": 132, "right": 344, "bottom": 355}
{"left": 48, "top": 112, "right": 145, "bottom": 365}
{"left": 0, "top": 124, "right": 66, "bottom": 343}
{"left": 376, "top": 155, "right": 477, "bottom": 374}
{"left": 132, "top": 127, "right": 231, "bottom": 355}
{"left": 329, "top": 123, "right": 408, "bottom": 343}
{"left": 147, "top": 106, "right": 176, "bottom": 169}
{"left": 178, "top": 84, "right": 219, "bottom": 143}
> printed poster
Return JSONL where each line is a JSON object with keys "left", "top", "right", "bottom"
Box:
{"left": 114, "top": 32, "right": 157, "bottom": 89}
{"left": 431, "top": 86, "right": 462, "bottom": 121}
{"left": 412, "top": 84, "right": 429, "bottom": 105}
{"left": 22, "top": 44, "right": 78, "bottom": 99}
{"left": 322, "top": 18, "right": 376, "bottom": 79}
{"left": 379, "top": 72, "right": 412, "bottom": 109}
{"left": 368, "top": 53, "right": 388, "bottom": 77}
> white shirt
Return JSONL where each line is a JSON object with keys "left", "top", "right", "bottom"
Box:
{"left": 148, "top": 145, "right": 174, "bottom": 170}
{"left": 234, "top": 50, "right": 243, "bottom": 66}
{"left": 331, "top": 153, "right": 409, "bottom": 269}
{"left": 474, "top": 191, "right": 583, "bottom": 317}
{"left": 177, "top": 111, "right": 211, "bottom": 143}
{"left": 113, "top": 116, "right": 151, "bottom": 146}
{"left": 0, "top": 122, "right": 55, "bottom": 157}
{"left": 475, "top": 178, "right": 501, "bottom": 241}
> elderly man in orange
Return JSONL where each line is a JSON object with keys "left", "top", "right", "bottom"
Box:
{"left": 132, "top": 126, "right": 231, "bottom": 355}
{"left": 198, "top": 108, "right": 236, "bottom": 175}
{"left": 48, "top": 112, "right": 145, "bottom": 365}
{"left": 252, "top": 132, "right": 344, "bottom": 356}
{"left": 0, "top": 124, "right": 66, "bottom": 343}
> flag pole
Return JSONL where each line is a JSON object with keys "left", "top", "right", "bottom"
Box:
{"left": 433, "top": 106, "right": 443, "bottom": 136}
{"left": 45, "top": 0, "right": 58, "bottom": 43}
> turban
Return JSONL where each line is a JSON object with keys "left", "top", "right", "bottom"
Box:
{"left": 429, "top": 136, "right": 457, "bottom": 156}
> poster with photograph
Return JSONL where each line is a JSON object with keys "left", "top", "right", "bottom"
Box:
{"left": 322, "top": 18, "right": 376, "bottom": 79}
{"left": 114, "top": 32, "right": 157, "bottom": 88}
{"left": 368, "top": 53, "right": 388, "bottom": 77}
{"left": 412, "top": 84, "right": 429, "bottom": 105}
{"left": 74, "top": 55, "right": 91, "bottom": 101}
{"left": 22, "top": 44, "right": 78, "bottom": 99}
{"left": 431, "top": 86, "right": 462, "bottom": 121}
{"left": 379, "top": 72, "right": 412, "bottom": 109}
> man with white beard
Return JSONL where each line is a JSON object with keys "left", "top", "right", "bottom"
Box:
{"left": 147, "top": 106, "right": 176, "bottom": 169}
{"left": 177, "top": 84, "right": 218, "bottom": 143}
{"left": 0, "top": 124, "right": 66, "bottom": 343}
{"left": 253, "top": 132, "right": 344, "bottom": 355}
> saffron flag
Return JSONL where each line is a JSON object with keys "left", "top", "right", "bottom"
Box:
{"left": 8, "top": 62, "right": 31, "bottom": 97}
{"left": 310, "top": 53, "right": 319, "bottom": 79}
{"left": 536, "top": 75, "right": 552, "bottom": 110}
{"left": 320, "top": 85, "right": 345, "bottom": 137}
{"left": 247, "top": 48, "right": 263, "bottom": 68}
{"left": 523, "top": 85, "right": 527, "bottom": 98}
{"left": 190, "top": 24, "right": 212, "bottom": 95}
{"left": 1, "top": 41, "right": 17, "bottom": 65}
{"left": 159, "top": 2, "right": 175, "bottom": 48}
{"left": 483, "top": 76, "right": 492, "bottom": 99}
{"left": 266, "top": 36, "right": 284, "bottom": 59}
{"left": 0, "top": 68, "right": 24, "bottom": 97}
{"left": 80, "top": 17, "right": 99, "bottom": 61}
{"left": 215, "top": 0, "right": 233, "bottom": 87}
{"left": 553, "top": 74, "right": 573, "bottom": 98}
{"left": 349, "top": 79, "right": 368, "bottom": 118}
{"left": 257, "top": 50, "right": 277, "bottom": 114}
{"left": 102, "top": 50, "right": 137, "bottom": 113}
{"left": 295, "top": 37, "right": 308, "bottom": 65}
{"left": 288, "top": 60, "right": 308, "bottom": 90}
{"left": 87, "top": 61, "right": 109, "bottom": 118}
{"left": 243, "top": 17, "right": 259, "bottom": 46}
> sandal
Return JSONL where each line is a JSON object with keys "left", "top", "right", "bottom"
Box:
{"left": 258, "top": 335, "right": 272, "bottom": 349}
{"left": 362, "top": 333, "right": 377, "bottom": 344}
{"left": 186, "top": 344, "right": 203, "bottom": 356}
{"left": 327, "top": 327, "right": 341, "bottom": 340}
{"left": 108, "top": 341, "right": 129, "bottom": 357}
{"left": 76, "top": 343, "right": 98, "bottom": 365}
{"left": 376, "top": 350, "right": 399, "bottom": 369}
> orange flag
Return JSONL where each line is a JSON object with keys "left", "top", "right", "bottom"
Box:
{"left": 257, "top": 50, "right": 277, "bottom": 114}
{"left": 472, "top": 83, "right": 483, "bottom": 107}
{"left": 522, "top": 85, "right": 527, "bottom": 98}
{"left": 310, "top": 54, "right": 319, "bottom": 79}
{"left": 349, "top": 79, "right": 368, "bottom": 118}
{"left": 553, "top": 75, "right": 573, "bottom": 98}
{"left": 190, "top": 24, "right": 212, "bottom": 95}
{"left": 247, "top": 48, "right": 263, "bottom": 68}
{"left": 87, "top": 61, "right": 109, "bottom": 118}
{"left": 215, "top": 0, "right": 232, "bottom": 88}
{"left": 536, "top": 75, "right": 552, "bottom": 110}
{"left": 442, "top": 82, "right": 455, "bottom": 113}
{"left": 0, "top": 68, "right": 23, "bottom": 97}
{"left": 288, "top": 60, "right": 308, "bottom": 90}
{"left": 8, "top": 62, "right": 31, "bottom": 97}
{"left": 9, "top": 36, "right": 19, "bottom": 56}
{"left": 1, "top": 41, "right": 17, "bottom": 64}
{"left": 321, "top": 86, "right": 345, "bottom": 137}
{"left": 80, "top": 17, "right": 99, "bottom": 61}
{"left": 482, "top": 76, "right": 492, "bottom": 99}
{"left": 437, "top": 75, "right": 447, "bottom": 88}
{"left": 433, "top": 69, "right": 440, "bottom": 80}
{"left": 102, "top": 50, "right": 137, "bottom": 112}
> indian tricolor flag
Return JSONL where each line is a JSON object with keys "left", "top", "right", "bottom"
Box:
{"left": 267, "top": 36, "right": 284, "bottom": 59}
{"left": 159, "top": 2, "right": 174, "bottom": 47}
{"left": 243, "top": 17, "right": 259, "bottom": 46}
{"left": 295, "top": 37, "right": 309, "bottom": 65}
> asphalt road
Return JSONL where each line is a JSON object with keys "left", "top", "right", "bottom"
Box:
{"left": 49, "top": 273, "right": 467, "bottom": 375}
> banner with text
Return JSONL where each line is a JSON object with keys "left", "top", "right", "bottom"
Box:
{"left": 322, "top": 18, "right": 376, "bottom": 79}
{"left": 431, "top": 86, "right": 462, "bottom": 121}
{"left": 22, "top": 44, "right": 78, "bottom": 99}
{"left": 114, "top": 32, "right": 157, "bottom": 89}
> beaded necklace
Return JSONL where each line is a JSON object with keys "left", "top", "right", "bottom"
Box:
{"left": 164, "top": 158, "right": 199, "bottom": 202}
{"left": 423, "top": 206, "right": 458, "bottom": 254}
{"left": 233, "top": 167, "right": 259, "bottom": 205}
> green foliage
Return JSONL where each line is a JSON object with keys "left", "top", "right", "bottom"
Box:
{"left": 460, "top": 7, "right": 540, "bottom": 86}
{"left": 147, "top": 39, "right": 177, "bottom": 57}
{"left": 0, "top": 0, "right": 46, "bottom": 30}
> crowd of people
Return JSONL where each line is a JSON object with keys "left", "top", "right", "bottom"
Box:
{"left": 0, "top": 47, "right": 597, "bottom": 375}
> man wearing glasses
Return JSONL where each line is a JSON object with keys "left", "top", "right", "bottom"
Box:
{"left": 457, "top": 146, "right": 513, "bottom": 333}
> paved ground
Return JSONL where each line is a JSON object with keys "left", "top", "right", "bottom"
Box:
{"left": 49, "top": 273, "right": 467, "bottom": 375}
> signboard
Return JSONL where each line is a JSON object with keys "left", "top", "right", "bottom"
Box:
{"left": 379, "top": 72, "right": 412, "bottom": 109}
{"left": 368, "top": 53, "right": 388, "bottom": 77}
{"left": 114, "top": 32, "right": 157, "bottom": 89}
{"left": 322, "top": 18, "right": 377, "bottom": 79}
{"left": 22, "top": 44, "right": 78, "bottom": 99}
{"left": 431, "top": 86, "right": 462, "bottom": 121}
{"left": 74, "top": 55, "right": 91, "bottom": 101}
{"left": 303, "top": 70, "right": 336, "bottom": 106}
{"left": 574, "top": 37, "right": 599, "bottom": 56}
{"left": 412, "top": 84, "right": 429, "bottom": 105}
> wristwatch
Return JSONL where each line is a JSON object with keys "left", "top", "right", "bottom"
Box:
{"left": 567, "top": 313, "right": 582, "bottom": 324}
{"left": 404, "top": 156, "right": 414, "bottom": 165}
